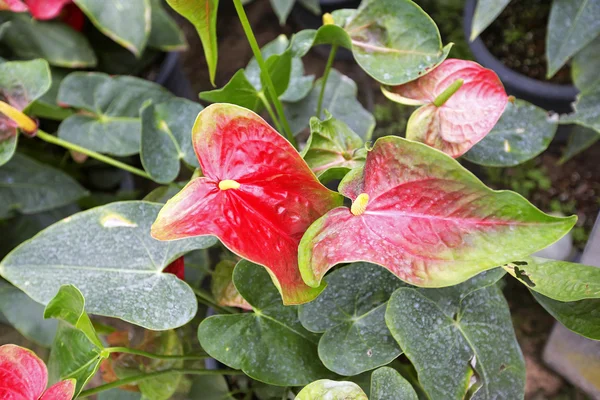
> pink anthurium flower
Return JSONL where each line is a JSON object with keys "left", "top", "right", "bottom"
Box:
{"left": 25, "top": 0, "right": 73, "bottom": 20}
{"left": 0, "top": 344, "right": 76, "bottom": 400}
{"left": 0, "top": 0, "right": 27, "bottom": 12}
{"left": 299, "top": 136, "right": 575, "bottom": 289}
{"left": 151, "top": 104, "right": 342, "bottom": 305}
{"left": 382, "top": 59, "right": 508, "bottom": 158}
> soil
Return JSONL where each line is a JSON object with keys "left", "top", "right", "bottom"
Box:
{"left": 174, "top": 0, "right": 599, "bottom": 398}
{"left": 480, "top": 0, "right": 572, "bottom": 84}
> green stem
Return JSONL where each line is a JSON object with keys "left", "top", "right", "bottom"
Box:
{"left": 258, "top": 91, "right": 284, "bottom": 133}
{"left": 104, "top": 347, "right": 208, "bottom": 361}
{"left": 193, "top": 287, "right": 238, "bottom": 314}
{"left": 232, "top": 0, "right": 297, "bottom": 148}
{"left": 317, "top": 45, "right": 338, "bottom": 117}
{"left": 432, "top": 78, "right": 464, "bottom": 107}
{"left": 35, "top": 130, "right": 152, "bottom": 180}
{"left": 77, "top": 369, "right": 245, "bottom": 398}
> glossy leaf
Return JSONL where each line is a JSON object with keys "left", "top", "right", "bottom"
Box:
{"left": 341, "top": 0, "right": 451, "bottom": 85}
{"left": 302, "top": 114, "right": 366, "bottom": 183}
{"left": 0, "top": 201, "right": 217, "bottom": 330}
{"left": 0, "top": 14, "right": 96, "bottom": 68}
{"left": 199, "top": 260, "right": 331, "bottom": 385}
{"left": 561, "top": 85, "right": 600, "bottom": 134}
{"left": 299, "top": 263, "right": 405, "bottom": 376}
{"left": 531, "top": 292, "right": 600, "bottom": 340}
{"left": 151, "top": 104, "right": 342, "bottom": 305}
{"left": 199, "top": 69, "right": 262, "bottom": 112}
{"left": 0, "top": 280, "right": 57, "bottom": 347}
{"left": 57, "top": 73, "right": 173, "bottom": 156}
{"left": 28, "top": 67, "right": 74, "bottom": 121}
{"left": 464, "top": 99, "right": 557, "bottom": 167}
{"left": 571, "top": 38, "right": 600, "bottom": 90}
{"left": 370, "top": 367, "right": 417, "bottom": 400}
{"left": 469, "top": 0, "right": 512, "bottom": 40}
{"left": 269, "top": 0, "right": 294, "bottom": 24}
{"left": 74, "top": 0, "right": 151, "bottom": 56}
{"left": 140, "top": 98, "right": 202, "bottom": 184}
{"left": 0, "top": 153, "right": 87, "bottom": 219}
{"left": 285, "top": 69, "right": 375, "bottom": 139}
{"left": 560, "top": 124, "right": 600, "bottom": 164}
{"left": 167, "top": 0, "right": 219, "bottom": 86}
{"left": 299, "top": 136, "right": 576, "bottom": 290}
{"left": 546, "top": 0, "right": 600, "bottom": 78}
{"left": 386, "top": 270, "right": 526, "bottom": 400}
{"left": 384, "top": 59, "right": 507, "bottom": 158}
{"left": 211, "top": 260, "right": 251, "bottom": 310}
{"left": 148, "top": 0, "right": 187, "bottom": 51}
{"left": 296, "top": 380, "right": 367, "bottom": 400}
{"left": 25, "top": 0, "right": 72, "bottom": 20}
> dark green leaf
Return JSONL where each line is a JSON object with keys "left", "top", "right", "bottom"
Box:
{"left": 559, "top": 124, "right": 600, "bottom": 163}
{"left": 370, "top": 367, "right": 417, "bottom": 400}
{"left": 199, "top": 69, "right": 262, "bottom": 112}
{"left": 571, "top": 38, "right": 600, "bottom": 90}
{"left": 0, "top": 135, "right": 16, "bottom": 167}
{"left": 28, "top": 67, "right": 74, "bottom": 121}
{"left": 269, "top": 0, "right": 295, "bottom": 24}
{"left": 561, "top": 86, "right": 600, "bottom": 135}
{"left": 186, "top": 375, "right": 230, "bottom": 400}
{"left": 463, "top": 100, "right": 557, "bottom": 167}
{"left": 469, "top": 0, "right": 512, "bottom": 40}
{"left": 299, "top": 263, "right": 405, "bottom": 376}
{"left": 198, "top": 260, "right": 331, "bottom": 386}
{"left": 148, "top": 0, "right": 188, "bottom": 51}
{"left": 143, "top": 182, "right": 186, "bottom": 203}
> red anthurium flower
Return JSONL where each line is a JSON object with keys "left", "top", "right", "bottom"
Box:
{"left": 163, "top": 256, "right": 185, "bottom": 280}
{"left": 151, "top": 104, "right": 342, "bottom": 305}
{"left": 299, "top": 136, "right": 575, "bottom": 289}
{"left": 0, "top": 344, "right": 76, "bottom": 400}
{"left": 0, "top": 0, "right": 27, "bottom": 12}
{"left": 383, "top": 59, "right": 508, "bottom": 158}
{"left": 25, "top": 0, "right": 72, "bottom": 20}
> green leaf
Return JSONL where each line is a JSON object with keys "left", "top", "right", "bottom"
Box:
{"left": 560, "top": 85, "right": 600, "bottom": 134}
{"left": 74, "top": 0, "right": 151, "bottom": 57}
{"left": 269, "top": 0, "right": 295, "bottom": 24}
{"left": 0, "top": 279, "right": 57, "bottom": 347}
{"left": 0, "top": 153, "right": 87, "bottom": 219}
{"left": 57, "top": 73, "right": 173, "bottom": 156}
{"left": 299, "top": 263, "right": 405, "bottom": 376}
{"left": 211, "top": 260, "right": 251, "bottom": 309}
{"left": 187, "top": 375, "right": 230, "bottom": 400}
{"left": 463, "top": 99, "right": 557, "bottom": 167}
{"left": 546, "top": 0, "right": 600, "bottom": 78}
{"left": 148, "top": 0, "right": 188, "bottom": 51}
{"left": 44, "top": 284, "right": 103, "bottom": 348}
{"left": 98, "top": 390, "right": 141, "bottom": 400}
{"left": 302, "top": 114, "right": 366, "bottom": 183}
{"left": 370, "top": 367, "right": 417, "bottom": 400}
{"left": 571, "top": 38, "right": 600, "bottom": 91}
{"left": 559, "top": 124, "right": 600, "bottom": 164}
{"left": 285, "top": 69, "right": 375, "bottom": 139}
{"left": 0, "top": 134, "right": 17, "bottom": 167}
{"left": 199, "top": 69, "right": 262, "bottom": 112}
{"left": 140, "top": 98, "right": 203, "bottom": 184}
{"left": 469, "top": 0, "right": 512, "bottom": 40}
{"left": 0, "top": 201, "right": 217, "bottom": 330}
{"left": 0, "top": 15, "right": 97, "bottom": 68}
{"left": 342, "top": 0, "right": 451, "bottom": 85}
{"left": 143, "top": 182, "right": 186, "bottom": 203}
{"left": 504, "top": 257, "right": 600, "bottom": 302}
{"left": 167, "top": 0, "right": 219, "bottom": 86}
{"left": 198, "top": 260, "right": 332, "bottom": 386}
{"left": 531, "top": 291, "right": 600, "bottom": 340}
{"left": 296, "top": 380, "right": 368, "bottom": 400}
{"left": 288, "top": 26, "right": 352, "bottom": 58}
{"left": 28, "top": 67, "right": 74, "bottom": 121}
{"left": 386, "top": 270, "right": 526, "bottom": 400}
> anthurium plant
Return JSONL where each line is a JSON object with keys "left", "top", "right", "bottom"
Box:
{"left": 0, "top": 0, "right": 599, "bottom": 399}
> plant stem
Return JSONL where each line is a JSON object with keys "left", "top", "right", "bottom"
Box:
{"left": 193, "top": 287, "right": 238, "bottom": 314}
{"left": 432, "top": 78, "right": 464, "bottom": 107}
{"left": 232, "top": 0, "right": 297, "bottom": 148}
{"left": 104, "top": 347, "right": 208, "bottom": 361}
{"left": 258, "top": 91, "right": 284, "bottom": 133}
{"left": 35, "top": 130, "right": 152, "bottom": 180}
{"left": 316, "top": 45, "right": 338, "bottom": 118}
{"left": 77, "top": 369, "right": 245, "bottom": 398}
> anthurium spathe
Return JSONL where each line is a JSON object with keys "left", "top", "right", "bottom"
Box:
{"left": 0, "top": 344, "right": 75, "bottom": 400}
{"left": 299, "top": 136, "right": 575, "bottom": 289}
{"left": 151, "top": 104, "right": 342, "bottom": 304}
{"left": 382, "top": 59, "right": 508, "bottom": 158}
{"left": 25, "top": 0, "right": 73, "bottom": 20}
{"left": 0, "top": 0, "right": 27, "bottom": 12}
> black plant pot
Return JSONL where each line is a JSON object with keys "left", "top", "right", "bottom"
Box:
{"left": 463, "top": 0, "right": 578, "bottom": 115}
{"left": 155, "top": 52, "right": 195, "bottom": 101}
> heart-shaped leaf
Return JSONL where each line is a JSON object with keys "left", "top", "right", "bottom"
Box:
{"left": 285, "top": 69, "right": 375, "bottom": 139}
{"left": 302, "top": 114, "right": 366, "bottom": 184}
{"left": 0, "top": 153, "right": 87, "bottom": 218}
{"left": 167, "top": 0, "right": 218, "bottom": 86}
{"left": 370, "top": 367, "right": 417, "bottom": 400}
{"left": 571, "top": 38, "right": 600, "bottom": 91}
{"left": 296, "top": 380, "right": 367, "bottom": 400}
{"left": 546, "top": 0, "right": 600, "bottom": 78}
{"left": 383, "top": 59, "right": 508, "bottom": 158}
{"left": 198, "top": 260, "right": 332, "bottom": 386}
{"left": 74, "top": 0, "right": 151, "bottom": 56}
{"left": 386, "top": 270, "right": 526, "bottom": 400}
{"left": 503, "top": 257, "right": 600, "bottom": 302}
{"left": 148, "top": 0, "right": 187, "bottom": 51}
{"left": 469, "top": 0, "right": 512, "bottom": 41}
{"left": 299, "top": 263, "right": 405, "bottom": 376}
{"left": 151, "top": 104, "right": 342, "bottom": 305}
{"left": 199, "top": 70, "right": 262, "bottom": 112}
{"left": 211, "top": 259, "right": 251, "bottom": 310}
{"left": 57, "top": 73, "right": 173, "bottom": 156}
{"left": 0, "top": 201, "right": 217, "bottom": 329}
{"left": 299, "top": 136, "right": 576, "bottom": 289}
{"left": 463, "top": 99, "right": 557, "bottom": 167}
{"left": 140, "top": 98, "right": 203, "bottom": 184}
{"left": 531, "top": 292, "right": 600, "bottom": 340}
{"left": 561, "top": 85, "right": 600, "bottom": 134}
